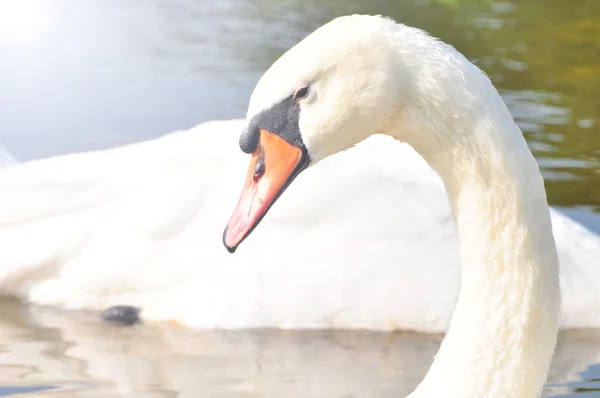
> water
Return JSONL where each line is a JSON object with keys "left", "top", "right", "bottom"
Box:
{"left": 1, "top": 0, "right": 599, "bottom": 209}
{"left": 0, "top": 296, "right": 596, "bottom": 398}
{"left": 0, "top": 0, "right": 599, "bottom": 396}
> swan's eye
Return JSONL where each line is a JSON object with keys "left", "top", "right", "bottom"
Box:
{"left": 293, "top": 85, "right": 310, "bottom": 101}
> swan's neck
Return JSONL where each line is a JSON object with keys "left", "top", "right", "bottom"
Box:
{"left": 399, "top": 103, "right": 560, "bottom": 397}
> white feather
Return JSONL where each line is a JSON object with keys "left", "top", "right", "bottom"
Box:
{"left": 0, "top": 119, "right": 595, "bottom": 333}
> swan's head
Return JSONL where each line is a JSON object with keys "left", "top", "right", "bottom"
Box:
{"left": 223, "top": 14, "right": 485, "bottom": 252}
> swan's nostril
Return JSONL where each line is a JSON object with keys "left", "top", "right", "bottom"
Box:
{"left": 253, "top": 149, "right": 266, "bottom": 182}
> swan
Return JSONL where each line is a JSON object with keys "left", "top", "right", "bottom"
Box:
{"left": 0, "top": 25, "right": 598, "bottom": 335}
{"left": 0, "top": 123, "right": 597, "bottom": 332}
{"left": 0, "top": 133, "right": 597, "bottom": 333}
{"left": 223, "top": 15, "right": 560, "bottom": 398}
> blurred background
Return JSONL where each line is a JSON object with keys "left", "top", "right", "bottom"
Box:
{"left": 1, "top": 0, "right": 599, "bottom": 213}
{"left": 0, "top": 0, "right": 599, "bottom": 396}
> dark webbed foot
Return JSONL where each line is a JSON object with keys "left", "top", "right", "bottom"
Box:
{"left": 101, "top": 306, "right": 141, "bottom": 326}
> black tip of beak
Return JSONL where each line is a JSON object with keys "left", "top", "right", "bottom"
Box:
{"left": 222, "top": 227, "right": 237, "bottom": 254}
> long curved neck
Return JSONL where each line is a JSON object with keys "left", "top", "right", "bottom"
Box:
{"left": 394, "top": 79, "right": 560, "bottom": 397}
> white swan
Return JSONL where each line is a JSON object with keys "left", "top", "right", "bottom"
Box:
{"left": 222, "top": 15, "right": 559, "bottom": 397}
{"left": 0, "top": 20, "right": 598, "bottom": 334}
{"left": 1, "top": 131, "right": 598, "bottom": 333}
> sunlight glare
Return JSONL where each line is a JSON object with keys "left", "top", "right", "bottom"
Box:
{"left": 0, "top": 0, "right": 48, "bottom": 42}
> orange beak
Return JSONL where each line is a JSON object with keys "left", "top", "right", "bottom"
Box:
{"left": 223, "top": 129, "right": 307, "bottom": 252}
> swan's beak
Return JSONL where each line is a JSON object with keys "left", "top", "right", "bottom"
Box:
{"left": 223, "top": 129, "right": 308, "bottom": 253}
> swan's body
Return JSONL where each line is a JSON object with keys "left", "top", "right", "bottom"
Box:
{"left": 221, "top": 15, "right": 562, "bottom": 397}
{"left": 0, "top": 119, "right": 596, "bottom": 332}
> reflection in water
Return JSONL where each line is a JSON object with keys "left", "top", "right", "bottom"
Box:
{"left": 0, "top": 298, "right": 595, "bottom": 397}
{"left": 0, "top": 0, "right": 599, "bottom": 396}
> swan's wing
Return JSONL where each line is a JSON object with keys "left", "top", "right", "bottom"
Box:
{"left": 0, "top": 141, "right": 152, "bottom": 295}
{"left": 0, "top": 120, "right": 245, "bottom": 303}
{"left": 549, "top": 207, "right": 600, "bottom": 328}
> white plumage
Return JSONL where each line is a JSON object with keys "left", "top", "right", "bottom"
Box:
{"left": 0, "top": 119, "right": 596, "bottom": 333}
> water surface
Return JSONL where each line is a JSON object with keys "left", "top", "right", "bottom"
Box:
{"left": 0, "top": 298, "right": 596, "bottom": 397}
